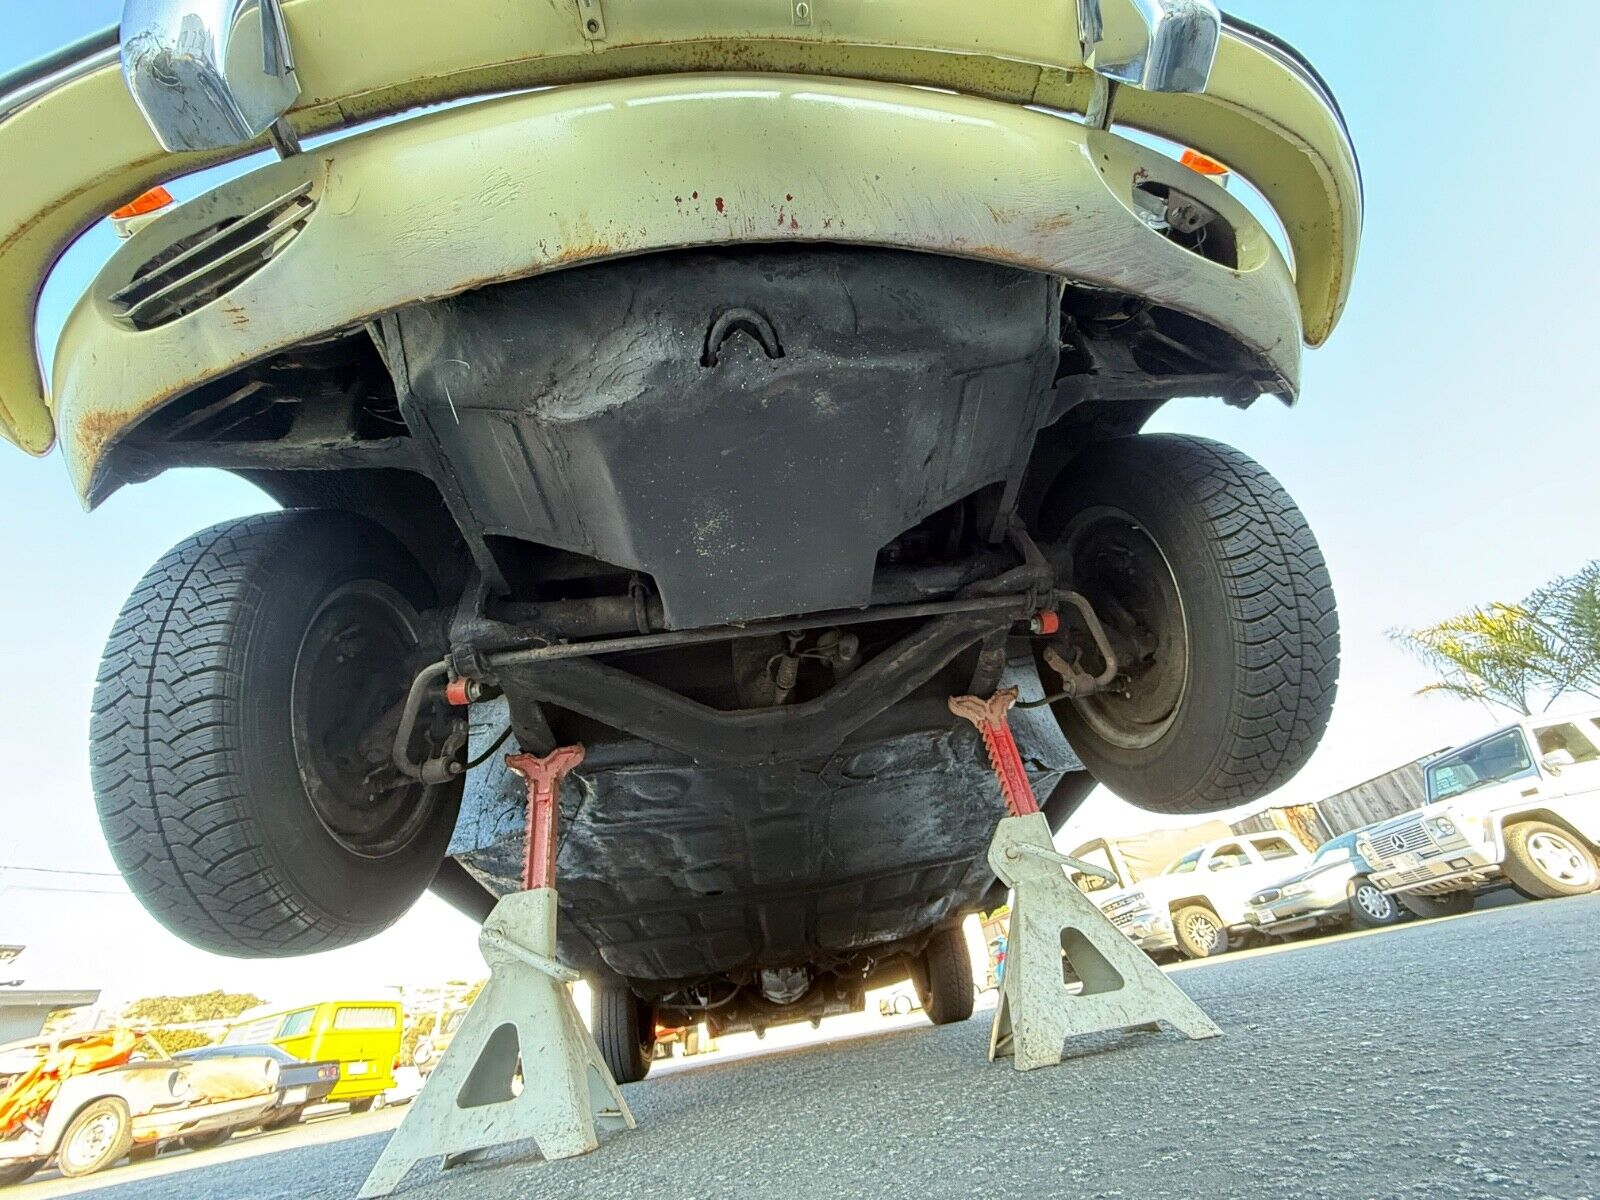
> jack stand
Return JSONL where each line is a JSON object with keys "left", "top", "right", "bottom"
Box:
{"left": 950, "top": 689, "right": 1221, "bottom": 1072}
{"left": 359, "top": 746, "right": 635, "bottom": 1198}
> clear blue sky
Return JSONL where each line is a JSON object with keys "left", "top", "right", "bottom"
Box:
{"left": 2, "top": 2, "right": 1599, "bottom": 1000}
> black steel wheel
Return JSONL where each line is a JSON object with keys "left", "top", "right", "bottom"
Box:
{"left": 1036, "top": 434, "right": 1338, "bottom": 813}
{"left": 91, "top": 510, "right": 461, "bottom": 957}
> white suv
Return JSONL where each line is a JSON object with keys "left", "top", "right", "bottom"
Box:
{"left": 1086, "top": 832, "right": 1311, "bottom": 959}
{"left": 1358, "top": 710, "right": 1600, "bottom": 913}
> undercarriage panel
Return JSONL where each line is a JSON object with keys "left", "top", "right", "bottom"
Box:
{"left": 450, "top": 661, "right": 1084, "bottom": 986}
{"left": 388, "top": 247, "right": 1058, "bottom": 628}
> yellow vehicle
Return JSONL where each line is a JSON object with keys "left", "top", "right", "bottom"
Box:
{"left": 7, "top": 2, "right": 1360, "bottom": 1085}
{"left": 223, "top": 1002, "right": 401, "bottom": 1110}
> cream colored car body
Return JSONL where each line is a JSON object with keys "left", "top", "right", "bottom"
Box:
{"left": 0, "top": 1, "right": 1360, "bottom": 488}
{"left": 0, "top": 1040, "right": 279, "bottom": 1170}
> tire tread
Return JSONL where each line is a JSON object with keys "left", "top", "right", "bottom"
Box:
{"left": 91, "top": 513, "right": 378, "bottom": 957}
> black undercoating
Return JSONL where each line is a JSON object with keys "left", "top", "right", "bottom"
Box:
{"left": 450, "top": 653, "right": 1085, "bottom": 990}
{"left": 387, "top": 247, "right": 1059, "bottom": 629}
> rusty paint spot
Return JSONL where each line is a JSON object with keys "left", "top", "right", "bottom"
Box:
{"left": 1035, "top": 211, "right": 1074, "bottom": 234}
{"left": 549, "top": 239, "right": 620, "bottom": 265}
{"left": 714, "top": 197, "right": 725, "bottom": 213}
{"left": 785, "top": 194, "right": 793, "bottom": 202}
{"left": 220, "top": 299, "right": 250, "bottom": 329}
{"left": 965, "top": 243, "right": 1055, "bottom": 270}
{"left": 692, "top": 191, "right": 699, "bottom": 200}
{"left": 71, "top": 408, "right": 130, "bottom": 470}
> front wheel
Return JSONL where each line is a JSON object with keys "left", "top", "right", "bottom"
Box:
{"left": 1346, "top": 877, "right": 1401, "bottom": 929}
{"left": 1036, "top": 435, "right": 1339, "bottom": 814}
{"left": 91, "top": 511, "right": 462, "bottom": 957}
{"left": 1172, "top": 905, "right": 1229, "bottom": 959}
{"left": 1398, "top": 891, "right": 1474, "bottom": 919}
{"left": 56, "top": 1099, "right": 133, "bottom": 1178}
{"left": 0, "top": 1160, "right": 44, "bottom": 1188}
{"left": 1501, "top": 821, "right": 1599, "bottom": 898}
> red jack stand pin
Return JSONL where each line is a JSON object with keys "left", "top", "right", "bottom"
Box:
{"left": 948, "top": 687, "right": 1038, "bottom": 817}
{"left": 506, "top": 745, "right": 585, "bottom": 891}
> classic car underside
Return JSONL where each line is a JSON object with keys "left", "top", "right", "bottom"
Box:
{"left": 96, "top": 243, "right": 1291, "bottom": 1024}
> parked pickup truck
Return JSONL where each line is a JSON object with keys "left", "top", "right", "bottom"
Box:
{"left": 1357, "top": 711, "right": 1600, "bottom": 914}
{"left": 1079, "top": 831, "right": 1311, "bottom": 958}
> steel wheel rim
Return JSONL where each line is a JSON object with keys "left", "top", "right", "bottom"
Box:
{"left": 290, "top": 580, "right": 440, "bottom": 859}
{"left": 1355, "top": 884, "right": 1390, "bottom": 920}
{"left": 1059, "top": 505, "right": 1189, "bottom": 750}
{"left": 64, "top": 1113, "right": 118, "bottom": 1171}
{"left": 1527, "top": 831, "right": 1596, "bottom": 887}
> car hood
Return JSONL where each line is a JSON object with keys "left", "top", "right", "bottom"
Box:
{"left": 1256, "top": 860, "right": 1349, "bottom": 895}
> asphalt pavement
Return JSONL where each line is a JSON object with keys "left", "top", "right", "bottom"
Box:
{"left": 18, "top": 892, "right": 1599, "bottom": 1200}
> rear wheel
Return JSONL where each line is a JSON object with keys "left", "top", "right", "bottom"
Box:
{"left": 262, "top": 1106, "right": 305, "bottom": 1131}
{"left": 1172, "top": 905, "right": 1229, "bottom": 959}
{"left": 593, "top": 986, "right": 654, "bottom": 1084}
{"left": 1502, "top": 821, "right": 1599, "bottom": 898}
{"left": 90, "top": 511, "right": 462, "bottom": 957}
{"left": 912, "top": 926, "right": 975, "bottom": 1025}
{"left": 1398, "top": 891, "right": 1474, "bottom": 919}
{"left": 0, "top": 1160, "right": 44, "bottom": 1187}
{"left": 178, "top": 1129, "right": 231, "bottom": 1153}
{"left": 1036, "top": 435, "right": 1338, "bottom": 813}
{"left": 1346, "top": 877, "right": 1401, "bottom": 928}
{"left": 56, "top": 1099, "right": 133, "bottom": 1178}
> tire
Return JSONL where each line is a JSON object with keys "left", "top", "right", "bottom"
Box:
{"left": 593, "top": 986, "right": 654, "bottom": 1084}
{"left": 1171, "top": 905, "right": 1229, "bottom": 959}
{"left": 0, "top": 1160, "right": 44, "bottom": 1187}
{"left": 91, "top": 510, "right": 462, "bottom": 957}
{"left": 1501, "top": 821, "right": 1600, "bottom": 898}
{"left": 178, "top": 1128, "right": 232, "bottom": 1153}
{"left": 1346, "top": 877, "right": 1401, "bottom": 929}
{"left": 1036, "top": 434, "right": 1338, "bottom": 813}
{"left": 1398, "top": 891, "right": 1474, "bottom": 919}
{"left": 913, "top": 926, "right": 975, "bottom": 1025}
{"left": 347, "top": 1097, "right": 377, "bottom": 1115}
{"left": 262, "top": 1106, "right": 305, "bottom": 1131}
{"left": 56, "top": 1098, "right": 133, "bottom": 1178}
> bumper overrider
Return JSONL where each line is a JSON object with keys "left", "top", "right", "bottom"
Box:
{"left": 0, "top": 0, "right": 1360, "bottom": 474}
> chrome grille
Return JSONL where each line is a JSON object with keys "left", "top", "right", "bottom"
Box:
{"left": 110, "top": 180, "right": 315, "bottom": 330}
{"left": 1373, "top": 819, "right": 1434, "bottom": 858}
{"left": 1110, "top": 910, "right": 1137, "bottom": 930}
{"left": 1394, "top": 866, "right": 1440, "bottom": 885}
